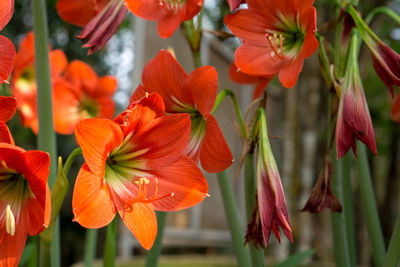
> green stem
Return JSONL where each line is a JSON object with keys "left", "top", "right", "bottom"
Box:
{"left": 39, "top": 241, "right": 51, "bottom": 267}
{"left": 145, "top": 211, "right": 167, "bottom": 267}
{"left": 27, "top": 237, "right": 38, "bottom": 267}
{"left": 330, "top": 154, "right": 351, "bottom": 267}
{"left": 212, "top": 89, "right": 247, "bottom": 138}
{"left": 355, "top": 142, "right": 385, "bottom": 266}
{"left": 84, "top": 229, "right": 98, "bottom": 267}
{"left": 64, "top": 148, "right": 82, "bottom": 176}
{"left": 341, "top": 153, "right": 357, "bottom": 267}
{"left": 244, "top": 154, "right": 264, "bottom": 267}
{"left": 366, "top": 6, "right": 400, "bottom": 25}
{"left": 316, "top": 33, "right": 333, "bottom": 89}
{"left": 103, "top": 218, "right": 118, "bottom": 267}
{"left": 192, "top": 51, "right": 203, "bottom": 68}
{"left": 383, "top": 213, "right": 400, "bottom": 267}
{"left": 217, "top": 170, "right": 251, "bottom": 267}
{"left": 32, "top": 0, "right": 58, "bottom": 265}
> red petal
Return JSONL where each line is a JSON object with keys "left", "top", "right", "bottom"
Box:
{"left": 23, "top": 150, "right": 50, "bottom": 200}
{"left": 53, "top": 81, "right": 80, "bottom": 135}
{"left": 125, "top": 0, "right": 164, "bottom": 20}
{"left": 72, "top": 164, "right": 116, "bottom": 228}
{"left": 94, "top": 76, "right": 118, "bottom": 97}
{"left": 229, "top": 63, "right": 259, "bottom": 84}
{"left": 0, "top": 35, "right": 15, "bottom": 83}
{"left": 182, "top": 66, "right": 218, "bottom": 115}
{"left": 157, "top": 12, "right": 184, "bottom": 38}
{"left": 57, "top": 0, "right": 99, "bottom": 26}
{"left": 0, "top": 0, "right": 13, "bottom": 31}
{"left": 118, "top": 202, "right": 157, "bottom": 250}
{"left": 0, "top": 219, "right": 26, "bottom": 267}
{"left": 0, "top": 96, "right": 16, "bottom": 122}
{"left": 49, "top": 49, "right": 68, "bottom": 79}
{"left": 141, "top": 50, "right": 189, "bottom": 112}
{"left": 149, "top": 156, "right": 208, "bottom": 211}
{"left": 131, "top": 113, "right": 191, "bottom": 170}
{"left": 0, "top": 121, "right": 14, "bottom": 145}
{"left": 278, "top": 57, "right": 304, "bottom": 88}
{"left": 96, "top": 97, "right": 116, "bottom": 119}
{"left": 225, "top": 10, "right": 271, "bottom": 44}
{"left": 24, "top": 185, "right": 51, "bottom": 235}
{"left": 75, "top": 119, "right": 124, "bottom": 177}
{"left": 200, "top": 115, "right": 233, "bottom": 173}
{"left": 13, "top": 32, "right": 35, "bottom": 77}
{"left": 64, "top": 60, "right": 98, "bottom": 95}
{"left": 253, "top": 79, "right": 271, "bottom": 99}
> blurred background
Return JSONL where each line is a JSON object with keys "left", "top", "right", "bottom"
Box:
{"left": 2, "top": 0, "right": 400, "bottom": 266}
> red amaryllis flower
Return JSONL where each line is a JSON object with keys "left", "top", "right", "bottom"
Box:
{"left": 53, "top": 60, "right": 117, "bottom": 134}
{"left": 125, "top": 0, "right": 203, "bottom": 38}
{"left": 335, "top": 60, "right": 377, "bottom": 159}
{"left": 73, "top": 93, "right": 208, "bottom": 249}
{"left": 256, "top": 110, "right": 292, "bottom": 246}
{"left": 57, "top": 0, "right": 127, "bottom": 54}
{"left": 225, "top": 0, "right": 318, "bottom": 88}
{"left": 391, "top": 94, "right": 400, "bottom": 123}
{"left": 302, "top": 154, "right": 342, "bottom": 213}
{"left": 131, "top": 50, "right": 233, "bottom": 173}
{"left": 0, "top": 142, "right": 51, "bottom": 267}
{"left": 11, "top": 32, "right": 68, "bottom": 134}
{"left": 0, "top": 0, "right": 16, "bottom": 83}
{"left": 229, "top": 63, "right": 273, "bottom": 99}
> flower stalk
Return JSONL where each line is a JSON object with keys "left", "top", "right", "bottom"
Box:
{"left": 145, "top": 212, "right": 167, "bottom": 267}
{"left": 383, "top": 213, "right": 400, "bottom": 267}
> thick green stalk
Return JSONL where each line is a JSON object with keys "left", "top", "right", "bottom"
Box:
{"left": 145, "top": 212, "right": 167, "bottom": 267}
{"left": 27, "top": 238, "right": 38, "bottom": 267}
{"left": 217, "top": 170, "right": 251, "bottom": 267}
{"left": 355, "top": 142, "right": 385, "bottom": 266}
{"left": 244, "top": 154, "right": 265, "bottom": 267}
{"left": 32, "top": 0, "right": 58, "bottom": 266}
{"left": 330, "top": 154, "right": 351, "bottom": 267}
{"left": 84, "top": 229, "right": 98, "bottom": 267}
{"left": 103, "top": 219, "right": 117, "bottom": 267}
{"left": 383, "top": 213, "right": 400, "bottom": 267}
{"left": 341, "top": 153, "right": 357, "bottom": 267}
{"left": 39, "top": 241, "right": 51, "bottom": 267}
{"left": 192, "top": 51, "right": 203, "bottom": 69}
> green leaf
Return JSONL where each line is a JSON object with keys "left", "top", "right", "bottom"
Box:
{"left": 273, "top": 249, "right": 315, "bottom": 267}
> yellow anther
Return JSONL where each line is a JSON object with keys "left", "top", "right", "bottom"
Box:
{"left": 6, "top": 205, "right": 15, "bottom": 236}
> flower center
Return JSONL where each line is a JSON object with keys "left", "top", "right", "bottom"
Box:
{"left": 79, "top": 97, "right": 99, "bottom": 118}
{"left": 158, "top": 0, "right": 185, "bottom": 12}
{"left": 185, "top": 113, "right": 207, "bottom": 160}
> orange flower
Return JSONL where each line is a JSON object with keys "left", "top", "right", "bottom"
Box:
{"left": 0, "top": 141, "right": 51, "bottom": 267}
{"left": 131, "top": 50, "right": 233, "bottom": 173}
{"left": 53, "top": 60, "right": 117, "bottom": 134}
{"left": 0, "top": 0, "right": 16, "bottom": 84}
{"left": 125, "top": 0, "right": 203, "bottom": 38}
{"left": 0, "top": 96, "right": 16, "bottom": 144}
{"left": 12, "top": 32, "right": 68, "bottom": 134}
{"left": 57, "top": 0, "right": 127, "bottom": 54}
{"left": 73, "top": 93, "right": 208, "bottom": 249}
{"left": 225, "top": 0, "right": 318, "bottom": 88}
{"left": 229, "top": 63, "right": 273, "bottom": 99}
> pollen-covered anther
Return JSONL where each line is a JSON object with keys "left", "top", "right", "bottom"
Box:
{"left": 6, "top": 204, "right": 15, "bottom": 236}
{"left": 265, "top": 33, "right": 285, "bottom": 60}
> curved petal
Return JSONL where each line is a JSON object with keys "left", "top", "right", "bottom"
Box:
{"left": 235, "top": 43, "right": 282, "bottom": 76}
{"left": 57, "top": 0, "right": 98, "bottom": 26}
{"left": 95, "top": 76, "right": 118, "bottom": 97}
{"left": 125, "top": 0, "right": 164, "bottom": 20}
{"left": 0, "top": 220, "right": 26, "bottom": 267}
{"left": 75, "top": 118, "right": 124, "bottom": 177}
{"left": 64, "top": 60, "right": 98, "bottom": 95}
{"left": 49, "top": 49, "right": 68, "bottom": 79}
{"left": 141, "top": 50, "right": 189, "bottom": 112}
{"left": 132, "top": 113, "right": 191, "bottom": 170}
{"left": 253, "top": 79, "right": 271, "bottom": 99}
{"left": 0, "top": 96, "right": 16, "bottom": 122}
{"left": 157, "top": 12, "right": 183, "bottom": 38}
{"left": 96, "top": 97, "right": 116, "bottom": 119}
{"left": 200, "top": 115, "right": 233, "bottom": 173}
{"left": 72, "top": 164, "right": 116, "bottom": 228}
{"left": 225, "top": 10, "right": 271, "bottom": 44}
{"left": 118, "top": 202, "right": 156, "bottom": 250}
{"left": 13, "top": 32, "right": 34, "bottom": 77}
{"left": 229, "top": 63, "right": 259, "bottom": 84}
{"left": 23, "top": 150, "right": 50, "bottom": 204}
{"left": 24, "top": 185, "right": 51, "bottom": 235}
{"left": 0, "top": 121, "right": 14, "bottom": 144}
{"left": 0, "top": 35, "right": 15, "bottom": 83}
{"left": 182, "top": 66, "right": 218, "bottom": 116}
{"left": 150, "top": 156, "right": 208, "bottom": 211}
{"left": 53, "top": 81, "right": 80, "bottom": 135}
{"left": 0, "top": 0, "right": 13, "bottom": 31}
{"left": 278, "top": 57, "right": 304, "bottom": 88}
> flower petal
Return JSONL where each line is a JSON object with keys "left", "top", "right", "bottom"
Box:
{"left": 24, "top": 185, "right": 51, "bottom": 235}
{"left": 49, "top": 49, "right": 68, "bottom": 79}
{"left": 0, "top": 121, "right": 14, "bottom": 145}
{"left": 0, "top": 219, "right": 26, "bottom": 267}
{"left": 200, "top": 115, "right": 233, "bottom": 173}
{"left": 157, "top": 12, "right": 184, "bottom": 38}
{"left": 75, "top": 118, "right": 124, "bottom": 177}
{"left": 0, "top": 96, "right": 16, "bottom": 122}
{"left": 0, "top": 35, "right": 15, "bottom": 83}
{"left": 72, "top": 164, "right": 116, "bottom": 228}
{"left": 278, "top": 57, "right": 304, "bottom": 88}
{"left": 53, "top": 81, "right": 80, "bottom": 135}
{"left": 64, "top": 60, "right": 98, "bottom": 95}
{"left": 125, "top": 0, "right": 164, "bottom": 20}
{"left": 118, "top": 202, "right": 157, "bottom": 250}
{"left": 57, "top": 0, "right": 98, "bottom": 26}
{"left": 0, "top": 0, "right": 13, "bottom": 31}
{"left": 149, "top": 156, "right": 208, "bottom": 211}
{"left": 181, "top": 66, "right": 218, "bottom": 115}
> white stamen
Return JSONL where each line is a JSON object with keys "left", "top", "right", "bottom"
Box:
{"left": 6, "top": 205, "right": 15, "bottom": 236}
